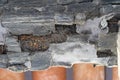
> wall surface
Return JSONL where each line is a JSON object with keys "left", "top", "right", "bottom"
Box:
{"left": 0, "top": 0, "right": 119, "bottom": 71}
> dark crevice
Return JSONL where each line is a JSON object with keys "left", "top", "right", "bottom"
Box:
{"left": 60, "top": 0, "right": 93, "bottom": 6}
{"left": 89, "top": 39, "right": 98, "bottom": 45}
{"left": 81, "top": 30, "right": 92, "bottom": 35}
{"left": 111, "top": 3, "right": 120, "bottom": 5}
{"left": 93, "top": 64, "right": 97, "bottom": 67}
{"left": 8, "top": 63, "right": 24, "bottom": 66}
{"left": 0, "top": 45, "right": 7, "bottom": 54}
{"left": 55, "top": 24, "right": 77, "bottom": 35}
{"left": 97, "top": 50, "right": 115, "bottom": 58}
{"left": 107, "top": 14, "right": 120, "bottom": 33}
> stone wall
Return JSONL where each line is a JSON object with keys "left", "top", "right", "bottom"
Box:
{"left": 0, "top": 0, "right": 119, "bottom": 72}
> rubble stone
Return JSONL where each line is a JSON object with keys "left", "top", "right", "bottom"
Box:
{"left": 7, "top": 52, "right": 30, "bottom": 65}
{"left": 6, "top": 0, "right": 57, "bottom": 8}
{"left": 5, "top": 37, "right": 21, "bottom": 52}
{"left": 0, "top": 0, "right": 8, "bottom": 6}
{"left": 54, "top": 13, "right": 74, "bottom": 25}
{"left": 0, "top": 55, "right": 8, "bottom": 68}
{"left": 0, "top": 0, "right": 119, "bottom": 72}
{"left": 57, "top": 0, "right": 74, "bottom": 5}
{"left": 100, "top": 4, "right": 114, "bottom": 15}
{"left": 98, "top": 33, "right": 117, "bottom": 56}
{"left": 31, "top": 51, "right": 52, "bottom": 71}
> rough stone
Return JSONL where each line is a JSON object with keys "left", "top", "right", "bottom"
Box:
{"left": 100, "top": 4, "right": 114, "bottom": 15}
{"left": 33, "top": 25, "right": 55, "bottom": 36}
{"left": 92, "top": 0, "right": 101, "bottom": 4}
{"left": 2, "top": 9, "right": 55, "bottom": 35}
{"left": 0, "top": 55, "right": 8, "bottom": 68}
{"left": 97, "top": 33, "right": 117, "bottom": 56}
{"left": 8, "top": 64, "right": 28, "bottom": 72}
{"left": 0, "top": 0, "right": 119, "bottom": 72}
{"left": 5, "top": 37, "right": 21, "bottom": 52}
{"left": 43, "top": 5, "right": 66, "bottom": 13}
{"left": 7, "top": 52, "right": 30, "bottom": 65}
{"left": 7, "top": 52, "right": 30, "bottom": 71}
{"left": 2, "top": 24, "right": 34, "bottom": 35}
{"left": 113, "top": 5, "right": 120, "bottom": 13}
{"left": 0, "top": 0, "right": 8, "bottom": 6}
{"left": 49, "top": 37, "right": 97, "bottom": 63}
{"left": 54, "top": 13, "right": 74, "bottom": 25}
{"left": 67, "top": 2, "right": 97, "bottom": 14}
{"left": 30, "top": 51, "right": 52, "bottom": 71}
{"left": 75, "top": 13, "right": 86, "bottom": 25}
{"left": 57, "top": 0, "right": 74, "bottom": 5}
{"left": 6, "top": 0, "right": 57, "bottom": 8}
{"left": 76, "top": 17, "right": 102, "bottom": 44}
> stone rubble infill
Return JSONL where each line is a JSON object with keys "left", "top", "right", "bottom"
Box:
{"left": 3, "top": 0, "right": 120, "bottom": 8}
{"left": 0, "top": 0, "right": 119, "bottom": 72}
{"left": 0, "top": 53, "right": 117, "bottom": 72}
{"left": 1, "top": 4, "right": 120, "bottom": 36}
{"left": 0, "top": 35, "right": 117, "bottom": 72}
{"left": 0, "top": 55, "right": 8, "bottom": 68}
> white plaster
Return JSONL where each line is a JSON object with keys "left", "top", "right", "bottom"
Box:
{"left": 0, "top": 22, "right": 7, "bottom": 45}
{"left": 50, "top": 41, "right": 97, "bottom": 63}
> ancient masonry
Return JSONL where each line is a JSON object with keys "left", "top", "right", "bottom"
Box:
{"left": 0, "top": 0, "right": 119, "bottom": 72}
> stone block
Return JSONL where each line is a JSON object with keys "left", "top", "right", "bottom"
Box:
{"left": 31, "top": 51, "right": 52, "bottom": 71}
{"left": 2, "top": 9, "right": 55, "bottom": 35}
{"left": 5, "top": 37, "right": 21, "bottom": 52}
{"left": 7, "top": 52, "right": 30, "bottom": 65}
{"left": 0, "top": 0, "right": 8, "bottom": 6}
{"left": 57, "top": 0, "right": 74, "bottom": 4}
{"left": 0, "top": 55, "right": 8, "bottom": 68}
{"left": 67, "top": 2, "right": 97, "bottom": 14}
{"left": 33, "top": 24, "right": 55, "bottom": 36}
{"left": 7, "top": 0, "right": 57, "bottom": 8}
{"left": 113, "top": 5, "right": 120, "bottom": 13}
{"left": 54, "top": 13, "right": 74, "bottom": 25}
{"left": 75, "top": 13, "right": 86, "bottom": 25}
{"left": 100, "top": 5, "right": 113, "bottom": 15}
{"left": 97, "top": 33, "right": 117, "bottom": 55}
{"left": 43, "top": 5, "right": 66, "bottom": 13}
